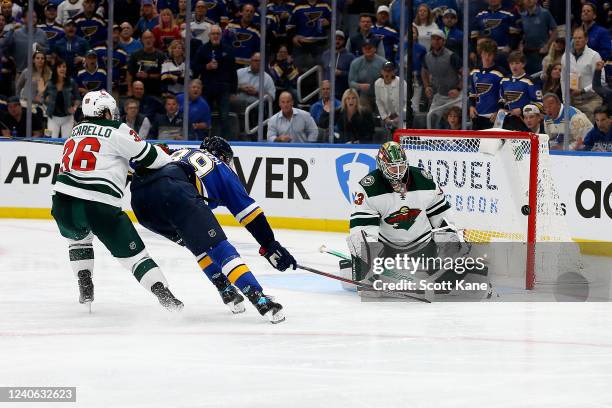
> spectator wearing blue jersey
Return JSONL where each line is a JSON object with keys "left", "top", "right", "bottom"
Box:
{"left": 135, "top": 0, "right": 159, "bottom": 38}
{"left": 73, "top": 0, "right": 106, "bottom": 47}
{"left": 177, "top": 78, "right": 212, "bottom": 140}
{"left": 287, "top": 0, "right": 331, "bottom": 72}
{"left": 38, "top": 4, "right": 65, "bottom": 50}
{"left": 469, "top": 39, "right": 505, "bottom": 130}
{"left": 225, "top": 3, "right": 261, "bottom": 67}
{"left": 320, "top": 30, "right": 355, "bottom": 99}
{"left": 269, "top": 44, "right": 299, "bottom": 99}
{"left": 266, "top": 0, "right": 294, "bottom": 45}
{"left": 580, "top": 3, "right": 611, "bottom": 61}
{"left": 440, "top": 8, "right": 462, "bottom": 57}
{"left": 118, "top": 22, "right": 143, "bottom": 57}
{"left": 204, "top": 0, "right": 229, "bottom": 26}
{"left": 470, "top": 0, "right": 520, "bottom": 57}
{"left": 499, "top": 51, "right": 543, "bottom": 130}
{"left": 76, "top": 49, "right": 107, "bottom": 95}
{"left": 346, "top": 13, "right": 385, "bottom": 58}
{"left": 583, "top": 107, "right": 612, "bottom": 151}
{"left": 520, "top": 0, "right": 557, "bottom": 75}
{"left": 372, "top": 5, "right": 399, "bottom": 62}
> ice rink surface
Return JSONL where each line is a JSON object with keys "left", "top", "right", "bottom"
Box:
{"left": 1, "top": 219, "right": 612, "bottom": 408}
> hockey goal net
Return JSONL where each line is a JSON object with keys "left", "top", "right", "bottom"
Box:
{"left": 393, "top": 129, "right": 580, "bottom": 290}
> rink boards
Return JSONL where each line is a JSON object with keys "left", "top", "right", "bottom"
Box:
{"left": 0, "top": 140, "right": 610, "bottom": 249}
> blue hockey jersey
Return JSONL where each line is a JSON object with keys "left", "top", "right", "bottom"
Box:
{"left": 469, "top": 65, "right": 505, "bottom": 115}
{"left": 37, "top": 22, "right": 65, "bottom": 49}
{"left": 287, "top": 0, "right": 331, "bottom": 43}
{"left": 499, "top": 73, "right": 542, "bottom": 111}
{"left": 73, "top": 12, "right": 107, "bottom": 46}
{"left": 372, "top": 24, "right": 399, "bottom": 62}
{"left": 225, "top": 20, "right": 261, "bottom": 66}
{"left": 170, "top": 148, "right": 262, "bottom": 226}
{"left": 76, "top": 67, "right": 108, "bottom": 92}
{"left": 470, "top": 7, "right": 520, "bottom": 48}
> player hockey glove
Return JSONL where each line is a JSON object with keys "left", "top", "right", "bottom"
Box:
{"left": 259, "top": 241, "right": 297, "bottom": 271}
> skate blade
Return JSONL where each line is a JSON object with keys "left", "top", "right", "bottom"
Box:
{"left": 228, "top": 301, "right": 246, "bottom": 314}
{"left": 80, "top": 300, "right": 92, "bottom": 313}
{"left": 265, "top": 309, "right": 285, "bottom": 324}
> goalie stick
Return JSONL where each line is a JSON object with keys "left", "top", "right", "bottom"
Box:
{"left": 297, "top": 264, "right": 431, "bottom": 303}
{"left": 319, "top": 245, "right": 350, "bottom": 260}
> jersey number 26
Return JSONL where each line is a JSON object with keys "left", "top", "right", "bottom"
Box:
{"left": 61, "top": 137, "right": 101, "bottom": 172}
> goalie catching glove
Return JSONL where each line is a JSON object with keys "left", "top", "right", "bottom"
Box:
{"left": 259, "top": 241, "right": 297, "bottom": 271}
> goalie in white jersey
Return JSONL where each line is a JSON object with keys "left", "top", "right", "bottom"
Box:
{"left": 346, "top": 142, "right": 490, "bottom": 299}
{"left": 51, "top": 90, "right": 183, "bottom": 311}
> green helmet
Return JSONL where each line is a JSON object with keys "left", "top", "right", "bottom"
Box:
{"left": 376, "top": 141, "right": 408, "bottom": 191}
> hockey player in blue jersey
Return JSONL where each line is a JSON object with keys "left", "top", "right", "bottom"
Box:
{"left": 129, "top": 137, "right": 296, "bottom": 323}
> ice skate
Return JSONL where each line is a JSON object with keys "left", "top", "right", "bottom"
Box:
{"left": 246, "top": 290, "right": 285, "bottom": 324}
{"left": 77, "top": 270, "right": 94, "bottom": 311}
{"left": 219, "top": 285, "right": 246, "bottom": 314}
{"left": 151, "top": 282, "right": 184, "bottom": 311}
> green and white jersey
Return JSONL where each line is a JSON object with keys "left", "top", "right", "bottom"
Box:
{"left": 350, "top": 167, "right": 453, "bottom": 251}
{"left": 53, "top": 118, "right": 171, "bottom": 207}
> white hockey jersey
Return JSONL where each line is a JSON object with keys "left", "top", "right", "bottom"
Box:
{"left": 350, "top": 166, "right": 453, "bottom": 251}
{"left": 53, "top": 118, "right": 171, "bottom": 207}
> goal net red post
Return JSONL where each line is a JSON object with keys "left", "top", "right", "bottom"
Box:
{"left": 393, "top": 129, "right": 584, "bottom": 292}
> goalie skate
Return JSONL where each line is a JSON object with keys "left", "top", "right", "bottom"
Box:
{"left": 219, "top": 285, "right": 246, "bottom": 314}
{"left": 247, "top": 290, "right": 285, "bottom": 324}
{"left": 151, "top": 282, "right": 184, "bottom": 311}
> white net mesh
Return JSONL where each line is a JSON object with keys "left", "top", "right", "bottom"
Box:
{"left": 396, "top": 130, "right": 582, "bottom": 288}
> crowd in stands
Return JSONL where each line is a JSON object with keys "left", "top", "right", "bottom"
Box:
{"left": 0, "top": 0, "right": 610, "bottom": 151}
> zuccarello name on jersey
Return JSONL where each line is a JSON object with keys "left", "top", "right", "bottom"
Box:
{"left": 71, "top": 124, "right": 113, "bottom": 138}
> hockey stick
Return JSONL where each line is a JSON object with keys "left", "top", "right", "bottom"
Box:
{"left": 0, "top": 136, "right": 64, "bottom": 145}
{"left": 319, "top": 245, "right": 350, "bottom": 260}
{"left": 297, "top": 264, "right": 431, "bottom": 303}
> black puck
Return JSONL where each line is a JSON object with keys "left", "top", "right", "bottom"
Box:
{"left": 521, "top": 205, "right": 530, "bottom": 215}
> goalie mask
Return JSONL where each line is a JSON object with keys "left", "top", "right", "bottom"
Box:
{"left": 376, "top": 141, "right": 408, "bottom": 193}
{"left": 81, "top": 90, "right": 120, "bottom": 120}
{"left": 200, "top": 136, "right": 234, "bottom": 166}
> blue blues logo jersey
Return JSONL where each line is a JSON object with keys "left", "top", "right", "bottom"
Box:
{"left": 287, "top": 0, "right": 331, "bottom": 43}
{"left": 37, "top": 22, "right": 65, "bottom": 49}
{"left": 470, "top": 8, "right": 520, "bottom": 48}
{"left": 254, "top": 11, "right": 279, "bottom": 38}
{"left": 170, "top": 148, "right": 263, "bottom": 227}
{"left": 226, "top": 20, "right": 261, "bottom": 66}
{"left": 94, "top": 45, "right": 128, "bottom": 84}
{"left": 499, "top": 74, "right": 542, "bottom": 111}
{"left": 372, "top": 24, "right": 399, "bottom": 62}
{"left": 203, "top": 0, "right": 229, "bottom": 25}
{"left": 267, "top": 1, "right": 295, "bottom": 39}
{"left": 77, "top": 68, "right": 108, "bottom": 92}
{"left": 469, "top": 66, "right": 505, "bottom": 115}
{"left": 74, "top": 12, "right": 107, "bottom": 46}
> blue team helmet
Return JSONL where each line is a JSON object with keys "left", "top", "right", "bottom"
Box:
{"left": 200, "top": 136, "right": 234, "bottom": 165}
